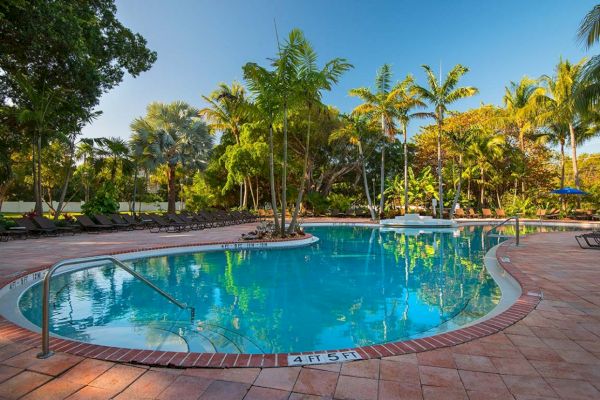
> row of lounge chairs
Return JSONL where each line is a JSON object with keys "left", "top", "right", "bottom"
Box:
{"left": 0, "top": 210, "right": 260, "bottom": 240}
{"left": 575, "top": 231, "right": 600, "bottom": 249}
{"left": 453, "top": 208, "right": 507, "bottom": 219}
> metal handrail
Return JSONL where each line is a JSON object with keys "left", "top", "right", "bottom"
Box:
{"left": 486, "top": 214, "right": 520, "bottom": 246}
{"left": 37, "top": 255, "right": 194, "bottom": 359}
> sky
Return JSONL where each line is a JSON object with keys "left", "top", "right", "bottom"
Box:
{"left": 82, "top": 0, "right": 600, "bottom": 153}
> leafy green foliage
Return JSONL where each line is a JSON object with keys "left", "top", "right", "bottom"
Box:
{"left": 81, "top": 183, "right": 120, "bottom": 215}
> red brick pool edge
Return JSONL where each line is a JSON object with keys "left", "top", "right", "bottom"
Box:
{"left": 0, "top": 232, "right": 539, "bottom": 369}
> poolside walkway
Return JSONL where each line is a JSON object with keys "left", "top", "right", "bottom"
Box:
{"left": 0, "top": 222, "right": 599, "bottom": 399}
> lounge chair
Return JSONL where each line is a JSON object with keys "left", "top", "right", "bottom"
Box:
{"left": 144, "top": 214, "right": 188, "bottom": 233}
{"left": 179, "top": 213, "right": 209, "bottom": 229}
{"left": 467, "top": 208, "right": 479, "bottom": 218}
{"left": 75, "top": 215, "right": 115, "bottom": 233}
{"left": 481, "top": 209, "right": 493, "bottom": 218}
{"left": 33, "top": 216, "right": 78, "bottom": 235}
{"left": 166, "top": 213, "right": 200, "bottom": 230}
{"left": 119, "top": 214, "right": 153, "bottom": 229}
{"left": 575, "top": 231, "right": 600, "bottom": 249}
{"left": 0, "top": 225, "right": 28, "bottom": 241}
{"left": 453, "top": 208, "right": 466, "bottom": 218}
{"left": 16, "top": 218, "right": 59, "bottom": 236}
{"left": 190, "top": 212, "right": 217, "bottom": 228}
{"left": 495, "top": 209, "right": 507, "bottom": 219}
{"left": 110, "top": 214, "right": 146, "bottom": 230}
{"left": 94, "top": 214, "right": 133, "bottom": 230}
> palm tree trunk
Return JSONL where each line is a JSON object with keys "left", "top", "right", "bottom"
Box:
{"left": 569, "top": 123, "right": 580, "bottom": 188}
{"left": 247, "top": 177, "right": 256, "bottom": 210}
{"left": 560, "top": 140, "right": 565, "bottom": 210}
{"left": 132, "top": 164, "right": 139, "bottom": 216}
{"left": 32, "top": 134, "right": 39, "bottom": 213}
{"left": 436, "top": 113, "right": 443, "bottom": 219}
{"left": 35, "top": 132, "right": 43, "bottom": 215}
{"left": 268, "top": 123, "right": 280, "bottom": 232}
{"left": 167, "top": 163, "right": 177, "bottom": 213}
{"left": 358, "top": 140, "right": 376, "bottom": 220}
{"left": 281, "top": 104, "right": 288, "bottom": 235}
{"left": 54, "top": 136, "right": 76, "bottom": 220}
{"left": 403, "top": 123, "right": 409, "bottom": 215}
{"left": 480, "top": 167, "right": 485, "bottom": 206}
{"left": 289, "top": 107, "right": 311, "bottom": 233}
{"left": 379, "top": 144, "right": 385, "bottom": 218}
{"left": 450, "top": 154, "right": 463, "bottom": 219}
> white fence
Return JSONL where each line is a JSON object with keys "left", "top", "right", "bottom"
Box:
{"left": 0, "top": 201, "right": 185, "bottom": 214}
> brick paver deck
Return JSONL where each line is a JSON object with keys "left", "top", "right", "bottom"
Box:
{"left": 0, "top": 221, "right": 598, "bottom": 399}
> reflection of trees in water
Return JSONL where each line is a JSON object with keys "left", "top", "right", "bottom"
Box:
{"left": 20, "top": 226, "right": 508, "bottom": 353}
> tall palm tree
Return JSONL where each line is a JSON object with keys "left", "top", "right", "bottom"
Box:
{"left": 199, "top": 82, "right": 250, "bottom": 207}
{"left": 413, "top": 64, "right": 478, "bottom": 218}
{"left": 503, "top": 77, "right": 543, "bottom": 152}
{"left": 272, "top": 29, "right": 304, "bottom": 235}
{"left": 395, "top": 75, "right": 425, "bottom": 214}
{"left": 288, "top": 34, "right": 352, "bottom": 233}
{"left": 96, "top": 137, "right": 131, "bottom": 181}
{"left": 243, "top": 63, "right": 281, "bottom": 231}
{"left": 330, "top": 113, "right": 377, "bottom": 220}
{"left": 576, "top": 4, "right": 600, "bottom": 111}
{"left": 467, "top": 132, "right": 505, "bottom": 206}
{"left": 446, "top": 126, "right": 477, "bottom": 218}
{"left": 349, "top": 64, "right": 400, "bottom": 217}
{"left": 130, "top": 102, "right": 212, "bottom": 213}
{"left": 538, "top": 59, "right": 586, "bottom": 188}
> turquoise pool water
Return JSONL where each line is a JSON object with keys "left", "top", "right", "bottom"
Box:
{"left": 18, "top": 224, "right": 568, "bottom": 354}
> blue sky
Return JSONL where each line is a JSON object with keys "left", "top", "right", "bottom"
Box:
{"left": 83, "top": 0, "right": 600, "bottom": 152}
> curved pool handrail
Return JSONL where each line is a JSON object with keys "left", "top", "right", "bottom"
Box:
{"left": 37, "top": 255, "right": 194, "bottom": 359}
{"left": 486, "top": 215, "right": 520, "bottom": 246}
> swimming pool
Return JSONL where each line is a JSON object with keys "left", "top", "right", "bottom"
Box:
{"left": 16, "top": 224, "right": 568, "bottom": 354}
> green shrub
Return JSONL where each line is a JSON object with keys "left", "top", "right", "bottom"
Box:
{"left": 327, "top": 193, "right": 354, "bottom": 212}
{"left": 305, "top": 192, "right": 329, "bottom": 215}
{"left": 81, "top": 183, "right": 120, "bottom": 215}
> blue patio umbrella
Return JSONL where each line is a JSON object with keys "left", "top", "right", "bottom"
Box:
{"left": 551, "top": 187, "right": 588, "bottom": 195}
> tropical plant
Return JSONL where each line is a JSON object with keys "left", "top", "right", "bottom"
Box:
{"left": 330, "top": 114, "right": 378, "bottom": 220}
{"left": 413, "top": 64, "right": 478, "bottom": 218}
{"left": 537, "top": 58, "right": 586, "bottom": 188}
{"left": 130, "top": 101, "right": 212, "bottom": 213}
{"left": 287, "top": 33, "right": 352, "bottom": 233}
{"left": 576, "top": 4, "right": 600, "bottom": 111}
{"left": 243, "top": 63, "right": 282, "bottom": 231}
{"left": 81, "top": 182, "right": 120, "bottom": 215}
{"left": 349, "top": 64, "right": 400, "bottom": 216}
{"left": 394, "top": 75, "right": 425, "bottom": 214}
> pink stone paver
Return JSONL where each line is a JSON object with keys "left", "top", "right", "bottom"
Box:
{"left": 0, "top": 224, "right": 599, "bottom": 399}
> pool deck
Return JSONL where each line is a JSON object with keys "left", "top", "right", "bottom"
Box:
{"left": 0, "top": 219, "right": 599, "bottom": 399}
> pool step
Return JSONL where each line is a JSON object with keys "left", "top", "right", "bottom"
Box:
{"left": 152, "top": 320, "right": 266, "bottom": 354}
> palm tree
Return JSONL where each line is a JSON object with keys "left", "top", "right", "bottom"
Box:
{"left": 287, "top": 34, "right": 352, "bottom": 233}
{"left": 413, "top": 64, "right": 478, "bottom": 218}
{"left": 200, "top": 82, "right": 250, "bottom": 207}
{"left": 576, "top": 4, "right": 600, "bottom": 111}
{"left": 243, "top": 63, "right": 281, "bottom": 231}
{"left": 130, "top": 102, "right": 212, "bottom": 213}
{"left": 446, "top": 126, "right": 477, "bottom": 218}
{"left": 394, "top": 75, "right": 425, "bottom": 214}
{"left": 96, "top": 137, "right": 131, "bottom": 181}
{"left": 349, "top": 64, "right": 400, "bottom": 217}
{"left": 330, "top": 114, "right": 377, "bottom": 220}
{"left": 538, "top": 59, "right": 586, "bottom": 188}
{"left": 272, "top": 29, "right": 304, "bottom": 235}
{"left": 503, "top": 77, "right": 543, "bottom": 152}
{"left": 467, "top": 132, "right": 505, "bottom": 206}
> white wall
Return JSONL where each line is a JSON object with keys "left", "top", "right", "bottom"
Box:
{"left": 0, "top": 201, "right": 184, "bottom": 214}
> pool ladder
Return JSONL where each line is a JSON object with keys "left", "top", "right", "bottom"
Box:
{"left": 37, "top": 255, "right": 195, "bottom": 359}
{"left": 486, "top": 215, "right": 520, "bottom": 246}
